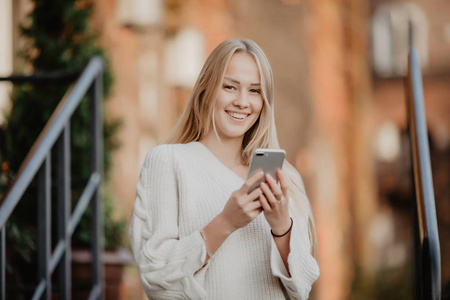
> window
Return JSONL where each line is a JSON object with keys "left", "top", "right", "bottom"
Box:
{"left": 165, "top": 28, "right": 205, "bottom": 88}
{"left": 116, "top": 0, "right": 164, "bottom": 28}
{"left": 371, "top": 3, "right": 428, "bottom": 77}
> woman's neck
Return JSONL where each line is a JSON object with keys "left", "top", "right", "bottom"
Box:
{"left": 199, "top": 134, "right": 245, "bottom": 169}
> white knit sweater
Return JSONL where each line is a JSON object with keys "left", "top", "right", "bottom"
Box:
{"left": 129, "top": 142, "right": 319, "bottom": 300}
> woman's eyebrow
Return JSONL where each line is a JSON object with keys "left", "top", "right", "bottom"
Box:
{"left": 224, "top": 77, "right": 260, "bottom": 86}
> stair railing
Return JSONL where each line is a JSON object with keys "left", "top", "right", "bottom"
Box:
{"left": 0, "top": 56, "right": 104, "bottom": 300}
{"left": 405, "top": 47, "right": 441, "bottom": 300}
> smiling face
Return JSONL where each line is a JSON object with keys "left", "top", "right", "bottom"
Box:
{"left": 211, "top": 51, "right": 264, "bottom": 143}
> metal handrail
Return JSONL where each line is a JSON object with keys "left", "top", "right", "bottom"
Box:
{"left": 0, "top": 70, "right": 80, "bottom": 83}
{"left": 405, "top": 47, "right": 441, "bottom": 299}
{"left": 0, "top": 56, "right": 104, "bottom": 299}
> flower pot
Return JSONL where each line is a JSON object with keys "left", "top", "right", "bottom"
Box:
{"left": 71, "top": 248, "right": 133, "bottom": 299}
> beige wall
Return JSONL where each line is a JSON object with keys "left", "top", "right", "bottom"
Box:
{"left": 0, "top": 0, "right": 13, "bottom": 125}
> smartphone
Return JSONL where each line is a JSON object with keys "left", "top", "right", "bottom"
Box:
{"left": 247, "top": 149, "right": 286, "bottom": 193}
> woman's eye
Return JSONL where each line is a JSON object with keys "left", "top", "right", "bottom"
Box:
{"left": 250, "top": 89, "right": 261, "bottom": 94}
{"left": 224, "top": 85, "right": 235, "bottom": 91}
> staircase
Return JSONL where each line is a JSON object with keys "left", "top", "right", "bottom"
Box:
{"left": 0, "top": 57, "right": 105, "bottom": 300}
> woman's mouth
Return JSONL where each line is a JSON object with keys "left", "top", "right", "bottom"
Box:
{"left": 226, "top": 111, "right": 249, "bottom": 120}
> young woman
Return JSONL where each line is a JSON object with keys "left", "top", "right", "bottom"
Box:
{"left": 129, "top": 39, "right": 319, "bottom": 299}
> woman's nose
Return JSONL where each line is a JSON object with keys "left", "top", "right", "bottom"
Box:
{"left": 233, "top": 90, "right": 249, "bottom": 107}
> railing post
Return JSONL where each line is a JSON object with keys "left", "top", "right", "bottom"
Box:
{"left": 90, "top": 67, "right": 104, "bottom": 299}
{"left": 407, "top": 48, "right": 441, "bottom": 300}
{"left": 1, "top": 227, "right": 5, "bottom": 300}
{"left": 38, "top": 155, "right": 51, "bottom": 300}
{"left": 57, "top": 125, "right": 71, "bottom": 299}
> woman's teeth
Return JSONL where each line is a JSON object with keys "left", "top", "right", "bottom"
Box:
{"left": 227, "top": 111, "right": 247, "bottom": 119}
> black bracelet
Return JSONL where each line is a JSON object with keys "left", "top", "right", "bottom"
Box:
{"left": 271, "top": 217, "right": 293, "bottom": 238}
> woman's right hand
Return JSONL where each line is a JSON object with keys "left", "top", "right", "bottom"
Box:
{"left": 219, "top": 171, "right": 265, "bottom": 232}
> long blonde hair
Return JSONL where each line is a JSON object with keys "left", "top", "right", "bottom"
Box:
{"left": 166, "top": 39, "right": 317, "bottom": 256}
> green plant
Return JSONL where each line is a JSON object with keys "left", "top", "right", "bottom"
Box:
{"left": 74, "top": 186, "right": 127, "bottom": 251}
{"left": 3, "top": 0, "right": 117, "bottom": 177}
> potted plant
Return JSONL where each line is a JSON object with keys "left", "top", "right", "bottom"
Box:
{"left": 71, "top": 187, "right": 133, "bottom": 300}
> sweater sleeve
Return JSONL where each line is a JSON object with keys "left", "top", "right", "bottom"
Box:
{"left": 270, "top": 216, "right": 320, "bottom": 300}
{"left": 128, "top": 145, "right": 209, "bottom": 300}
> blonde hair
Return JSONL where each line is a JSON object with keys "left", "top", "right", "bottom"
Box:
{"left": 166, "top": 39, "right": 317, "bottom": 256}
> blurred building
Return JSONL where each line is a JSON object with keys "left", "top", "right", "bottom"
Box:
{"left": 2, "top": 0, "right": 449, "bottom": 299}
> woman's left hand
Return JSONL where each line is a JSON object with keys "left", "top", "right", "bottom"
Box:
{"left": 259, "top": 169, "right": 292, "bottom": 236}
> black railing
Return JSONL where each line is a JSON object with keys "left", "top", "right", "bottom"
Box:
{"left": 405, "top": 47, "right": 441, "bottom": 299}
{"left": 0, "top": 57, "right": 104, "bottom": 300}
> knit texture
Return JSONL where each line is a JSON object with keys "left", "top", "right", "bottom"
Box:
{"left": 129, "top": 142, "right": 320, "bottom": 300}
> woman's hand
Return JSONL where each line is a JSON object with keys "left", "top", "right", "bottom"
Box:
{"left": 219, "top": 171, "right": 265, "bottom": 233}
{"left": 259, "top": 169, "right": 291, "bottom": 235}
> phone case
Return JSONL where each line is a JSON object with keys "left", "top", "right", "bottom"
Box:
{"left": 247, "top": 149, "right": 286, "bottom": 193}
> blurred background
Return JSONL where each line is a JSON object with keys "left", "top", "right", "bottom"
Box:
{"left": 0, "top": 0, "right": 449, "bottom": 299}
